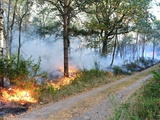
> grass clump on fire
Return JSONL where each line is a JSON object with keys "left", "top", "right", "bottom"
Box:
{"left": 0, "top": 54, "right": 47, "bottom": 104}
{"left": 110, "top": 66, "right": 160, "bottom": 120}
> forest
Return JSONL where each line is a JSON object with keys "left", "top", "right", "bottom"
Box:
{"left": 0, "top": 0, "right": 160, "bottom": 118}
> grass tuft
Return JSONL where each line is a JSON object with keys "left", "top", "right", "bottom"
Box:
{"left": 111, "top": 66, "right": 160, "bottom": 120}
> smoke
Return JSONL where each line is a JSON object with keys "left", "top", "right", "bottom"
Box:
{"left": 11, "top": 31, "right": 160, "bottom": 75}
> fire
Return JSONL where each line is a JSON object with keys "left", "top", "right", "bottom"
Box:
{"left": 59, "top": 66, "right": 78, "bottom": 76}
{"left": 50, "top": 66, "right": 79, "bottom": 89}
{"left": 0, "top": 66, "right": 79, "bottom": 104}
{"left": 50, "top": 75, "right": 77, "bottom": 89}
{"left": 1, "top": 87, "right": 37, "bottom": 104}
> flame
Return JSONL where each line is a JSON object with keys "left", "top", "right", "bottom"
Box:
{"left": 0, "top": 66, "right": 79, "bottom": 104}
{"left": 1, "top": 88, "right": 37, "bottom": 104}
{"left": 50, "top": 75, "right": 77, "bottom": 89}
{"left": 59, "top": 66, "right": 78, "bottom": 76}
{"left": 50, "top": 66, "right": 79, "bottom": 89}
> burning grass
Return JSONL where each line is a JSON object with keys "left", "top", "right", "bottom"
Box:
{"left": 37, "top": 68, "right": 125, "bottom": 103}
{"left": 1, "top": 87, "right": 37, "bottom": 105}
{"left": 0, "top": 68, "right": 125, "bottom": 106}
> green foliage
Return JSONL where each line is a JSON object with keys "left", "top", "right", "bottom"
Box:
{"left": 0, "top": 54, "right": 46, "bottom": 85}
{"left": 37, "top": 68, "right": 109, "bottom": 103}
{"left": 115, "top": 58, "right": 156, "bottom": 74}
{"left": 138, "top": 57, "right": 153, "bottom": 67}
{"left": 76, "top": 68, "right": 106, "bottom": 81}
{"left": 37, "top": 21, "right": 61, "bottom": 36}
{"left": 111, "top": 69, "right": 160, "bottom": 120}
{"left": 153, "top": 68, "right": 160, "bottom": 81}
{"left": 113, "top": 66, "right": 130, "bottom": 75}
{"left": 125, "top": 62, "right": 143, "bottom": 72}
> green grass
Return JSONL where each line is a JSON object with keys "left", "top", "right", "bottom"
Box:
{"left": 37, "top": 68, "right": 125, "bottom": 104}
{"left": 110, "top": 67, "right": 160, "bottom": 120}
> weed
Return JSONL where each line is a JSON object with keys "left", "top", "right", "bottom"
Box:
{"left": 113, "top": 66, "right": 130, "bottom": 75}
{"left": 0, "top": 54, "right": 47, "bottom": 85}
{"left": 111, "top": 68, "right": 160, "bottom": 120}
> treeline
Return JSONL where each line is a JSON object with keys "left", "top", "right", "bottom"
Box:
{"left": 0, "top": 0, "right": 160, "bottom": 76}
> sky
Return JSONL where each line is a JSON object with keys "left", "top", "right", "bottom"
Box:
{"left": 150, "top": 0, "right": 160, "bottom": 20}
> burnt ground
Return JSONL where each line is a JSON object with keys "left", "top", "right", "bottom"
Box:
{"left": 0, "top": 97, "right": 29, "bottom": 118}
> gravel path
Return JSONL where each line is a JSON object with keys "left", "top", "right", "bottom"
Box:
{"left": 4, "top": 67, "right": 154, "bottom": 120}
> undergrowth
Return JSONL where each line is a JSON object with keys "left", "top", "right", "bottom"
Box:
{"left": 111, "top": 65, "right": 160, "bottom": 120}
{"left": 37, "top": 68, "right": 123, "bottom": 103}
{"left": 0, "top": 54, "right": 47, "bottom": 85}
{"left": 113, "top": 57, "right": 158, "bottom": 75}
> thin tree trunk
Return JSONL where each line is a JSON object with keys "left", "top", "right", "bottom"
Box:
{"left": 110, "top": 31, "right": 117, "bottom": 66}
{"left": 142, "top": 36, "right": 145, "bottom": 59}
{"left": 10, "top": 0, "right": 18, "bottom": 54}
{"left": 0, "top": 0, "right": 4, "bottom": 87}
{"left": 152, "top": 38, "right": 156, "bottom": 61}
{"left": 102, "top": 40, "right": 107, "bottom": 54}
{"left": 135, "top": 33, "right": 139, "bottom": 60}
{"left": 6, "top": 0, "right": 11, "bottom": 59}
{"left": 17, "top": 0, "right": 29, "bottom": 64}
{"left": 63, "top": 0, "right": 69, "bottom": 77}
{"left": 17, "top": 20, "right": 22, "bottom": 64}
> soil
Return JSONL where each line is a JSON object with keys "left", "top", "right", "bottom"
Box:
{"left": 2, "top": 66, "right": 155, "bottom": 120}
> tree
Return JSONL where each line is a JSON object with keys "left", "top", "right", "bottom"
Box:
{"left": 83, "top": 0, "right": 152, "bottom": 55}
{"left": 151, "top": 19, "right": 160, "bottom": 60}
{"left": 16, "top": 0, "right": 31, "bottom": 64}
{"left": 135, "top": 14, "right": 153, "bottom": 59}
{"left": 38, "top": 0, "right": 81, "bottom": 77}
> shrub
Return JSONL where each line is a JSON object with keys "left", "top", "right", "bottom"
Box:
{"left": 125, "top": 62, "right": 143, "bottom": 72}
{"left": 113, "top": 66, "right": 130, "bottom": 75}
{"left": 0, "top": 54, "right": 47, "bottom": 85}
{"left": 138, "top": 57, "right": 154, "bottom": 68}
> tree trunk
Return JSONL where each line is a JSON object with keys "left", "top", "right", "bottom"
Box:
{"left": 110, "top": 32, "right": 117, "bottom": 66}
{"left": 17, "top": 0, "right": 29, "bottom": 65}
{"left": 142, "top": 36, "right": 145, "bottom": 59}
{"left": 152, "top": 38, "right": 156, "bottom": 61}
{"left": 135, "top": 33, "right": 139, "bottom": 60}
{"left": 17, "top": 20, "right": 22, "bottom": 64}
{"left": 63, "top": 0, "right": 69, "bottom": 77}
{"left": 6, "top": 0, "right": 11, "bottom": 59}
{"left": 102, "top": 40, "right": 107, "bottom": 55}
{"left": 0, "top": 1, "right": 4, "bottom": 87}
{"left": 10, "top": 0, "right": 18, "bottom": 54}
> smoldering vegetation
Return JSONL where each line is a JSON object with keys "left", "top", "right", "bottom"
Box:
{"left": 9, "top": 30, "right": 160, "bottom": 79}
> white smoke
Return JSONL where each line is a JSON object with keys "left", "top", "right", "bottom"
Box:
{"left": 11, "top": 31, "right": 160, "bottom": 75}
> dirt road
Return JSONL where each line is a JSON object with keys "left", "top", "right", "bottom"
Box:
{"left": 5, "top": 67, "right": 154, "bottom": 120}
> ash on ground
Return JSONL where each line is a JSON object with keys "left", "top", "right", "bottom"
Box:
{"left": 0, "top": 97, "right": 29, "bottom": 118}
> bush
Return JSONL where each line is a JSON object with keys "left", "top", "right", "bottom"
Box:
{"left": 138, "top": 57, "right": 154, "bottom": 68}
{"left": 74, "top": 68, "right": 106, "bottom": 82}
{"left": 125, "top": 62, "right": 143, "bottom": 72}
{"left": 113, "top": 66, "right": 130, "bottom": 75}
{"left": 0, "top": 54, "right": 47, "bottom": 85}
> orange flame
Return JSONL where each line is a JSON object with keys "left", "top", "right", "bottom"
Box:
{"left": 50, "top": 66, "right": 79, "bottom": 89}
{"left": 1, "top": 67, "right": 79, "bottom": 104}
{"left": 50, "top": 75, "right": 77, "bottom": 89}
{"left": 1, "top": 88, "right": 37, "bottom": 104}
{"left": 59, "top": 66, "right": 78, "bottom": 76}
